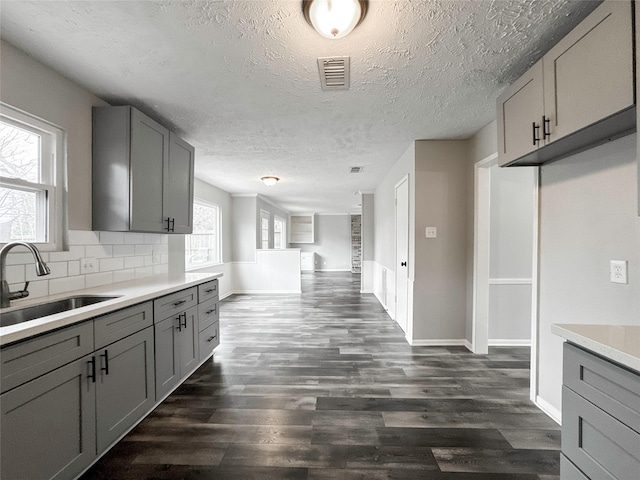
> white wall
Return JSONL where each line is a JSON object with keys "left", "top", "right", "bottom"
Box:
{"left": 293, "top": 214, "right": 351, "bottom": 271}
{"left": 488, "top": 164, "right": 535, "bottom": 342}
{"left": 361, "top": 193, "right": 375, "bottom": 292}
{"left": 537, "top": 134, "right": 640, "bottom": 415}
{"left": 231, "top": 196, "right": 257, "bottom": 262}
{"left": 0, "top": 40, "right": 107, "bottom": 230}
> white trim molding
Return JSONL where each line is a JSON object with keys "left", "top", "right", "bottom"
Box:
{"left": 535, "top": 395, "right": 562, "bottom": 425}
{"left": 488, "top": 278, "right": 533, "bottom": 285}
{"left": 489, "top": 339, "right": 532, "bottom": 347}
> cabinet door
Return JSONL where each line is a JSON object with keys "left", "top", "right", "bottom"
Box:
{"left": 165, "top": 132, "right": 194, "bottom": 234}
{"left": 95, "top": 327, "right": 155, "bottom": 453}
{"left": 130, "top": 107, "right": 170, "bottom": 233}
{"left": 154, "top": 314, "right": 181, "bottom": 401}
{"left": 496, "top": 60, "right": 544, "bottom": 167}
{"left": 1, "top": 355, "right": 96, "bottom": 480}
{"left": 543, "top": 0, "right": 634, "bottom": 143}
{"left": 178, "top": 305, "right": 199, "bottom": 377}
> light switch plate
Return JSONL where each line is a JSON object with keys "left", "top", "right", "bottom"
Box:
{"left": 425, "top": 227, "right": 437, "bottom": 238}
{"left": 610, "top": 260, "right": 628, "bottom": 284}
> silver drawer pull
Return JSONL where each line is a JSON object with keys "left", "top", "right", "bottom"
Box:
{"left": 206, "top": 335, "right": 217, "bottom": 342}
{"left": 173, "top": 300, "right": 186, "bottom": 306}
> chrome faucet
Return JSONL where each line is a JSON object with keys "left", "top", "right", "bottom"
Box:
{"left": 0, "top": 241, "right": 51, "bottom": 308}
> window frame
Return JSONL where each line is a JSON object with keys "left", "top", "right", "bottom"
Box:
{"left": 274, "top": 215, "right": 286, "bottom": 249}
{"left": 260, "top": 209, "right": 270, "bottom": 250}
{"left": 185, "top": 198, "right": 222, "bottom": 270}
{"left": 0, "top": 103, "right": 65, "bottom": 251}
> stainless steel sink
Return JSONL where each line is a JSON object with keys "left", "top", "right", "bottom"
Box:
{"left": 0, "top": 295, "right": 121, "bottom": 327}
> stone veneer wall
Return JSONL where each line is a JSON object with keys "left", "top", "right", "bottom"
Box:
{"left": 4, "top": 230, "right": 169, "bottom": 300}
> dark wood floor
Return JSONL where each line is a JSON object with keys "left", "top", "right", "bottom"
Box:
{"left": 82, "top": 272, "right": 561, "bottom": 480}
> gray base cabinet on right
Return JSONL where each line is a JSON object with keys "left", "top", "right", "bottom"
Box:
{"left": 561, "top": 343, "right": 640, "bottom": 479}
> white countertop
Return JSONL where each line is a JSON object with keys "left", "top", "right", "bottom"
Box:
{"left": 0, "top": 272, "right": 222, "bottom": 346}
{"left": 552, "top": 324, "right": 640, "bottom": 373}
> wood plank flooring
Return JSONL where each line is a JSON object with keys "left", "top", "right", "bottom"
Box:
{"left": 81, "top": 272, "right": 560, "bottom": 480}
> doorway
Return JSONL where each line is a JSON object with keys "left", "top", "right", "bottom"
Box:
{"left": 472, "top": 153, "right": 538, "bottom": 398}
{"left": 395, "top": 176, "right": 409, "bottom": 334}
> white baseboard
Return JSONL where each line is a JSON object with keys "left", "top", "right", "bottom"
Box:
{"left": 360, "top": 289, "right": 374, "bottom": 294}
{"left": 219, "top": 291, "right": 233, "bottom": 301}
{"left": 535, "top": 395, "right": 562, "bottom": 425}
{"left": 463, "top": 339, "right": 473, "bottom": 351}
{"left": 488, "top": 339, "right": 532, "bottom": 347}
{"left": 409, "top": 339, "right": 468, "bottom": 347}
{"left": 231, "top": 289, "right": 301, "bottom": 295}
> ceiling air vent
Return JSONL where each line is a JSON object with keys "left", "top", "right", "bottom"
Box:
{"left": 318, "top": 56, "right": 350, "bottom": 91}
{"left": 350, "top": 166, "right": 363, "bottom": 174}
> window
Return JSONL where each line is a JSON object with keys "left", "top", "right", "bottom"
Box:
{"left": 260, "top": 210, "right": 270, "bottom": 249}
{"left": 0, "top": 103, "right": 65, "bottom": 249}
{"left": 274, "top": 215, "right": 286, "bottom": 249}
{"left": 185, "top": 199, "right": 221, "bottom": 269}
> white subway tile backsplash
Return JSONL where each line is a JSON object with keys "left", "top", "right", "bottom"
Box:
{"left": 113, "top": 269, "right": 136, "bottom": 283}
{"left": 124, "top": 256, "right": 145, "bottom": 269}
{"left": 49, "top": 276, "right": 85, "bottom": 295}
{"left": 68, "top": 230, "right": 100, "bottom": 245}
{"left": 4, "top": 229, "right": 169, "bottom": 298}
{"left": 5, "top": 265, "right": 25, "bottom": 283}
{"left": 99, "top": 257, "right": 124, "bottom": 272}
{"left": 135, "top": 266, "right": 154, "bottom": 278}
{"left": 48, "top": 245, "right": 85, "bottom": 262}
{"left": 85, "top": 272, "right": 113, "bottom": 288}
{"left": 143, "top": 234, "right": 163, "bottom": 245}
{"left": 68, "top": 260, "right": 80, "bottom": 276}
{"left": 100, "top": 231, "right": 124, "bottom": 244}
{"left": 135, "top": 244, "right": 153, "bottom": 256}
{"left": 26, "top": 261, "right": 67, "bottom": 281}
{"left": 85, "top": 245, "right": 113, "bottom": 259}
{"left": 113, "top": 244, "right": 135, "bottom": 257}
{"left": 124, "top": 233, "right": 144, "bottom": 244}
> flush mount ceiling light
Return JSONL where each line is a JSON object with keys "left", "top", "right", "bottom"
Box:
{"left": 303, "top": 0, "right": 368, "bottom": 39}
{"left": 261, "top": 176, "right": 280, "bottom": 186}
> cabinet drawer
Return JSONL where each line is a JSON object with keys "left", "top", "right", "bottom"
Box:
{"left": 198, "top": 279, "right": 218, "bottom": 303}
{"left": 94, "top": 301, "right": 153, "bottom": 349}
{"left": 560, "top": 455, "right": 589, "bottom": 480}
{"left": 199, "top": 321, "right": 219, "bottom": 361}
{"left": 154, "top": 287, "right": 197, "bottom": 321}
{"left": 1, "top": 321, "right": 94, "bottom": 392}
{"left": 563, "top": 342, "right": 640, "bottom": 432}
{"left": 562, "top": 386, "right": 640, "bottom": 480}
{"left": 198, "top": 297, "right": 219, "bottom": 332}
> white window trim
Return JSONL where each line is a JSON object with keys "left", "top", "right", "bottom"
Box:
{"left": 274, "top": 214, "right": 286, "bottom": 250}
{"left": 185, "top": 198, "right": 222, "bottom": 271}
{"left": 0, "top": 102, "right": 66, "bottom": 251}
{"left": 260, "top": 209, "right": 270, "bottom": 250}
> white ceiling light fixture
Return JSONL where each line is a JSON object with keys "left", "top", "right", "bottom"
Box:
{"left": 303, "top": 0, "right": 368, "bottom": 39}
{"left": 261, "top": 176, "right": 280, "bottom": 186}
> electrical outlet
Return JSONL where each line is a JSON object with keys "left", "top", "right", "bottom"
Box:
{"left": 425, "top": 227, "right": 437, "bottom": 238}
{"left": 610, "top": 260, "right": 628, "bottom": 284}
{"left": 80, "top": 257, "right": 97, "bottom": 274}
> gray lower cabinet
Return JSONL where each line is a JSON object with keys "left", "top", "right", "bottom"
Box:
{"left": 0, "top": 354, "right": 97, "bottom": 480}
{"left": 154, "top": 305, "right": 199, "bottom": 401}
{"left": 95, "top": 326, "right": 155, "bottom": 452}
{"left": 561, "top": 343, "right": 640, "bottom": 479}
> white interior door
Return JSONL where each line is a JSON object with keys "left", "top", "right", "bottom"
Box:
{"left": 395, "top": 177, "right": 409, "bottom": 333}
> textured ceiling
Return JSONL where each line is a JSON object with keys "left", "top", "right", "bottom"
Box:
{"left": 0, "top": 0, "right": 600, "bottom": 213}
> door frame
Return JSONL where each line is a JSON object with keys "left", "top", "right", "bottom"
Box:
{"left": 394, "top": 174, "right": 410, "bottom": 336}
{"left": 472, "top": 153, "right": 540, "bottom": 402}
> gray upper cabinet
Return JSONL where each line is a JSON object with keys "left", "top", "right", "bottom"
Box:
{"left": 93, "top": 105, "right": 194, "bottom": 233}
{"left": 498, "top": 0, "right": 635, "bottom": 167}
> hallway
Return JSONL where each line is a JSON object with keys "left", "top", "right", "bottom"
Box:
{"left": 83, "top": 272, "right": 561, "bottom": 479}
